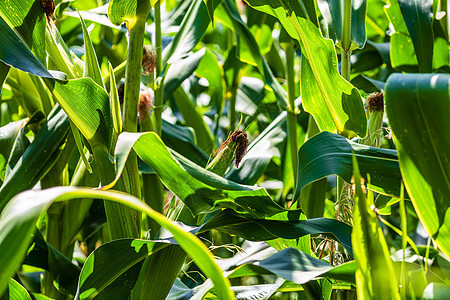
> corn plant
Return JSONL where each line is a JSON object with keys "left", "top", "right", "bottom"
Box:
{"left": 0, "top": 0, "right": 449, "bottom": 299}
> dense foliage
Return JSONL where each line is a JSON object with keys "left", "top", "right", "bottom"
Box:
{"left": 0, "top": 0, "right": 449, "bottom": 299}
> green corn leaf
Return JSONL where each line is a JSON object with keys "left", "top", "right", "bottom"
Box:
{"left": 195, "top": 49, "right": 225, "bottom": 125}
{"left": 24, "top": 230, "right": 81, "bottom": 295}
{"left": 0, "top": 119, "right": 28, "bottom": 176}
{"left": 164, "top": 49, "right": 206, "bottom": 97}
{"left": 422, "top": 283, "right": 450, "bottom": 299}
{"left": 110, "top": 132, "right": 294, "bottom": 217}
{"left": 2, "top": 278, "right": 32, "bottom": 300}
{"left": 70, "top": 121, "right": 93, "bottom": 174}
{"left": 397, "top": 0, "right": 433, "bottom": 72}
{"left": 161, "top": 120, "right": 209, "bottom": 167}
{"left": 108, "top": 62, "right": 122, "bottom": 135}
{"left": 172, "top": 87, "right": 214, "bottom": 154}
{"left": 351, "top": 156, "right": 400, "bottom": 299}
{"left": 167, "top": 278, "right": 284, "bottom": 300}
{"left": 0, "top": 187, "right": 235, "bottom": 300}
{"left": 0, "top": 0, "right": 46, "bottom": 63}
{"left": 318, "top": 0, "right": 367, "bottom": 50}
{"left": 162, "top": 0, "right": 222, "bottom": 64}
{"left": 203, "top": 0, "right": 215, "bottom": 22}
{"left": 0, "top": 16, "right": 53, "bottom": 79}
{"left": 76, "top": 239, "right": 170, "bottom": 299}
{"left": 246, "top": 0, "right": 367, "bottom": 138}
{"left": 384, "top": 0, "right": 419, "bottom": 71}
{"left": 79, "top": 12, "right": 105, "bottom": 88}
{"left": 0, "top": 106, "right": 70, "bottom": 209}
{"left": 219, "top": 0, "right": 288, "bottom": 109}
{"left": 200, "top": 209, "right": 353, "bottom": 255}
{"left": 293, "top": 131, "right": 403, "bottom": 201}
{"left": 228, "top": 248, "right": 356, "bottom": 285}
{"left": 385, "top": 73, "right": 450, "bottom": 258}
{"left": 108, "top": 0, "right": 156, "bottom": 28}
{"left": 44, "top": 78, "right": 113, "bottom": 151}
{"left": 0, "top": 62, "right": 10, "bottom": 96}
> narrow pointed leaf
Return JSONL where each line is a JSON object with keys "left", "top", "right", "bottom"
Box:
{"left": 24, "top": 231, "right": 81, "bottom": 295}
{"left": 79, "top": 12, "right": 105, "bottom": 88}
{"left": 220, "top": 0, "right": 288, "bottom": 109}
{"left": 162, "top": 0, "right": 222, "bottom": 64}
{"left": 109, "top": 62, "right": 122, "bottom": 134}
{"left": 2, "top": 278, "right": 32, "bottom": 300}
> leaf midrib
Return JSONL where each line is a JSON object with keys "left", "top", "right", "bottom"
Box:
{"left": 277, "top": 0, "right": 343, "bottom": 132}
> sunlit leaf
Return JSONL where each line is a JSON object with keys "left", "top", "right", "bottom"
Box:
{"left": 108, "top": 0, "right": 155, "bottom": 28}
{"left": 111, "top": 132, "right": 294, "bottom": 217}
{"left": 246, "top": 0, "right": 367, "bottom": 137}
{"left": 385, "top": 73, "right": 450, "bottom": 258}
{"left": 1, "top": 187, "right": 235, "bottom": 300}
{"left": 351, "top": 156, "right": 400, "bottom": 299}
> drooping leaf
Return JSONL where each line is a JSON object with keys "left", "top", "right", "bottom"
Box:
{"left": 201, "top": 209, "right": 353, "bottom": 255}
{"left": 111, "top": 132, "right": 295, "bottom": 217}
{"left": 164, "top": 49, "right": 206, "bottom": 99}
{"left": 0, "top": 16, "right": 53, "bottom": 79}
{"left": 2, "top": 187, "right": 235, "bottom": 300}
{"left": 168, "top": 277, "right": 284, "bottom": 300}
{"left": 246, "top": 0, "right": 367, "bottom": 138}
{"left": 385, "top": 73, "right": 450, "bottom": 258}
{"left": 161, "top": 120, "right": 209, "bottom": 167}
{"left": 351, "top": 75, "right": 384, "bottom": 93}
{"left": 0, "top": 0, "right": 46, "bottom": 63}
{"left": 0, "top": 119, "right": 28, "bottom": 178}
{"left": 229, "top": 248, "right": 356, "bottom": 285}
{"left": 294, "top": 131, "right": 403, "bottom": 201}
